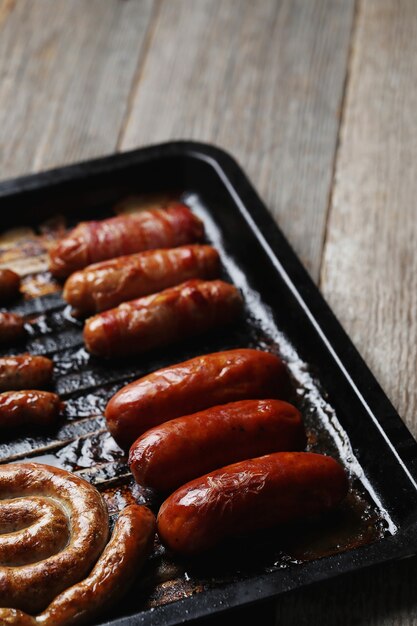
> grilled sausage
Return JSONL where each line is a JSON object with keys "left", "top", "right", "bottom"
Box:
{"left": 106, "top": 348, "right": 291, "bottom": 449}
{"left": 0, "top": 390, "right": 62, "bottom": 430}
{"left": 129, "top": 399, "right": 306, "bottom": 492}
{"left": 0, "top": 355, "right": 53, "bottom": 391}
{"left": 84, "top": 279, "right": 242, "bottom": 359}
{"left": 0, "top": 463, "right": 155, "bottom": 626}
{"left": 49, "top": 203, "right": 204, "bottom": 278}
{"left": 0, "top": 268, "right": 21, "bottom": 302}
{"left": 0, "top": 311, "right": 25, "bottom": 344}
{"left": 157, "top": 452, "right": 348, "bottom": 555}
{"left": 63, "top": 245, "right": 220, "bottom": 317}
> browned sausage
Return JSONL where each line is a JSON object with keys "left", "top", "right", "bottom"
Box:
{"left": 84, "top": 279, "right": 242, "bottom": 359}
{"left": 0, "top": 390, "right": 63, "bottom": 430}
{"left": 0, "top": 268, "right": 21, "bottom": 302}
{"left": 129, "top": 399, "right": 306, "bottom": 491}
{"left": 63, "top": 245, "right": 220, "bottom": 317}
{"left": 157, "top": 452, "right": 348, "bottom": 555}
{"left": 0, "top": 311, "right": 25, "bottom": 344}
{"left": 0, "top": 355, "right": 53, "bottom": 391}
{"left": 0, "top": 463, "right": 156, "bottom": 626}
{"left": 106, "top": 349, "right": 291, "bottom": 449}
{"left": 49, "top": 203, "right": 204, "bottom": 278}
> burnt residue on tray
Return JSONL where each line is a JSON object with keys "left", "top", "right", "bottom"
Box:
{"left": 0, "top": 198, "right": 395, "bottom": 619}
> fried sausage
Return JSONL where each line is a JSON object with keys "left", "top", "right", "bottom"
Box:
{"left": 84, "top": 279, "right": 242, "bottom": 359}
{"left": 106, "top": 348, "right": 291, "bottom": 449}
{"left": 157, "top": 452, "right": 348, "bottom": 555}
{"left": 0, "top": 311, "right": 25, "bottom": 344}
{"left": 0, "top": 355, "right": 53, "bottom": 391}
{"left": 63, "top": 245, "right": 220, "bottom": 317}
{"left": 49, "top": 203, "right": 204, "bottom": 278}
{"left": 0, "top": 268, "right": 21, "bottom": 302}
{"left": 0, "top": 390, "right": 62, "bottom": 430}
{"left": 129, "top": 399, "right": 306, "bottom": 491}
{"left": 0, "top": 462, "right": 156, "bottom": 625}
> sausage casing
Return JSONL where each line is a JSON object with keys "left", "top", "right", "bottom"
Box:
{"left": 129, "top": 399, "right": 306, "bottom": 491}
{"left": 63, "top": 244, "right": 220, "bottom": 316}
{"left": 0, "top": 390, "right": 62, "bottom": 430}
{"left": 0, "top": 268, "right": 20, "bottom": 302}
{"left": 106, "top": 348, "right": 291, "bottom": 449}
{"left": 0, "top": 312, "right": 25, "bottom": 344}
{"left": 84, "top": 279, "right": 242, "bottom": 359}
{"left": 0, "top": 355, "right": 53, "bottom": 391}
{"left": 157, "top": 452, "right": 348, "bottom": 555}
{"left": 49, "top": 203, "right": 204, "bottom": 278}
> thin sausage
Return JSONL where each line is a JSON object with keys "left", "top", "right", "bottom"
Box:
{"left": 63, "top": 245, "right": 220, "bottom": 316}
{"left": 0, "top": 268, "right": 21, "bottom": 302}
{"left": 157, "top": 452, "right": 348, "bottom": 555}
{"left": 0, "top": 390, "right": 63, "bottom": 430}
{"left": 49, "top": 203, "right": 204, "bottom": 278}
{"left": 84, "top": 279, "right": 242, "bottom": 359}
{"left": 129, "top": 399, "right": 306, "bottom": 491}
{"left": 0, "top": 311, "right": 25, "bottom": 344}
{"left": 0, "top": 355, "right": 53, "bottom": 391}
{"left": 106, "top": 348, "right": 291, "bottom": 449}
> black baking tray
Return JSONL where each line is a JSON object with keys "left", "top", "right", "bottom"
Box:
{"left": 1, "top": 141, "right": 417, "bottom": 626}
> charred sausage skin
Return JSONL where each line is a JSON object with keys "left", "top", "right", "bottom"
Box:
{"left": 0, "top": 355, "right": 53, "bottom": 391}
{"left": 157, "top": 452, "right": 348, "bottom": 555}
{"left": 49, "top": 203, "right": 204, "bottom": 278}
{"left": 129, "top": 399, "right": 306, "bottom": 491}
{"left": 63, "top": 245, "right": 220, "bottom": 316}
{"left": 106, "top": 348, "right": 291, "bottom": 449}
{"left": 84, "top": 279, "right": 243, "bottom": 359}
{"left": 0, "top": 268, "right": 20, "bottom": 302}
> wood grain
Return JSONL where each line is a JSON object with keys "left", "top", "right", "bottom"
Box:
{"left": 120, "top": 0, "right": 355, "bottom": 281}
{"left": 0, "top": 0, "right": 155, "bottom": 178}
{"left": 321, "top": 0, "right": 417, "bottom": 432}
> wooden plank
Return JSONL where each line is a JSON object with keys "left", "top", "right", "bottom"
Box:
{"left": 321, "top": 0, "right": 417, "bottom": 432}
{"left": 0, "top": 0, "right": 155, "bottom": 178}
{"left": 119, "top": 0, "right": 355, "bottom": 281}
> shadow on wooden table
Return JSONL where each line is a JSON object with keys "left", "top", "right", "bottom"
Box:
{"left": 189, "top": 555, "right": 417, "bottom": 625}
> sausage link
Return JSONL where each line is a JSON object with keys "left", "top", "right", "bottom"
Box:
{"left": 129, "top": 399, "right": 306, "bottom": 492}
{"left": 0, "top": 269, "right": 21, "bottom": 302}
{"left": 84, "top": 279, "right": 242, "bottom": 359}
{"left": 157, "top": 452, "right": 348, "bottom": 555}
{"left": 49, "top": 203, "right": 204, "bottom": 278}
{"left": 0, "top": 390, "right": 62, "bottom": 430}
{"left": 63, "top": 245, "right": 220, "bottom": 317}
{"left": 0, "top": 312, "right": 25, "bottom": 344}
{"left": 0, "top": 355, "right": 53, "bottom": 391}
{"left": 106, "top": 349, "right": 291, "bottom": 449}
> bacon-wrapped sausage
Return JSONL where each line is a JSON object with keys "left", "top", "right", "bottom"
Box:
{"left": 49, "top": 203, "right": 204, "bottom": 278}
{"left": 0, "top": 390, "right": 62, "bottom": 430}
{"left": 0, "top": 268, "right": 21, "bottom": 302}
{"left": 129, "top": 399, "right": 306, "bottom": 492}
{"left": 0, "top": 355, "right": 53, "bottom": 391}
{"left": 84, "top": 279, "right": 242, "bottom": 359}
{"left": 63, "top": 245, "right": 220, "bottom": 317}
{"left": 157, "top": 452, "right": 348, "bottom": 555}
{"left": 106, "top": 348, "right": 291, "bottom": 449}
{"left": 0, "top": 463, "right": 155, "bottom": 626}
{"left": 0, "top": 311, "right": 25, "bottom": 344}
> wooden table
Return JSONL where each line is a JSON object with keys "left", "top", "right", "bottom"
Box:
{"left": 0, "top": 0, "right": 416, "bottom": 623}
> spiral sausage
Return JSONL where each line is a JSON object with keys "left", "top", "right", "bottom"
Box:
{"left": 0, "top": 391, "right": 62, "bottom": 430}
{"left": 0, "top": 355, "right": 53, "bottom": 391}
{"left": 63, "top": 245, "right": 220, "bottom": 317}
{"left": 84, "top": 279, "right": 243, "bottom": 358}
{"left": 0, "top": 312, "right": 25, "bottom": 344}
{"left": 0, "top": 269, "right": 20, "bottom": 302}
{"left": 49, "top": 203, "right": 204, "bottom": 278}
{"left": 0, "top": 464, "right": 156, "bottom": 626}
